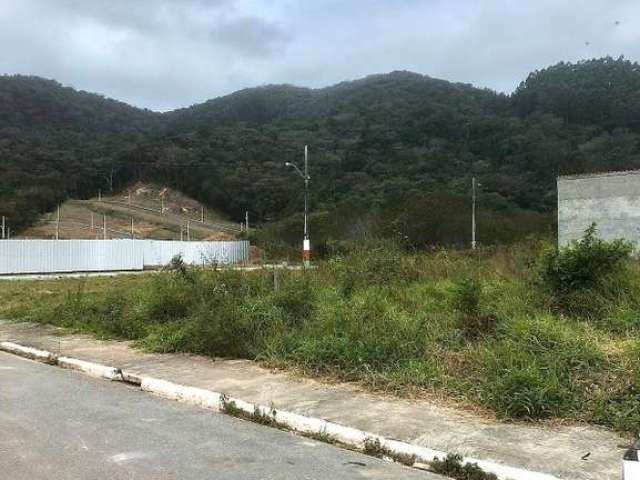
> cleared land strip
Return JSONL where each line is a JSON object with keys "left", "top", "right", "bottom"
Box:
{"left": 93, "top": 200, "right": 241, "bottom": 233}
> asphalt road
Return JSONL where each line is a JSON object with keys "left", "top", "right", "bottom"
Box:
{"left": 0, "top": 352, "right": 442, "bottom": 480}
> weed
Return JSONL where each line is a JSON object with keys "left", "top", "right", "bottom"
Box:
{"left": 302, "top": 428, "right": 334, "bottom": 444}
{"left": 362, "top": 438, "right": 416, "bottom": 466}
{"left": 220, "top": 397, "right": 287, "bottom": 429}
{"left": 430, "top": 454, "right": 497, "bottom": 480}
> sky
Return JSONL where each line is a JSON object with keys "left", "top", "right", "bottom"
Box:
{"left": 1, "top": 0, "right": 639, "bottom": 111}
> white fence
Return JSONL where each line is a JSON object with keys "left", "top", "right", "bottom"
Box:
{"left": 0, "top": 240, "right": 249, "bottom": 275}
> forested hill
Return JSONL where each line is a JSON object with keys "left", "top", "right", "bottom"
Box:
{"left": 0, "top": 75, "right": 159, "bottom": 137}
{"left": 166, "top": 71, "right": 504, "bottom": 132}
{"left": 2, "top": 57, "right": 640, "bottom": 248}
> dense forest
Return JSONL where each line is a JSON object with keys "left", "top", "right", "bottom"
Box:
{"left": 3, "top": 57, "right": 640, "bottom": 249}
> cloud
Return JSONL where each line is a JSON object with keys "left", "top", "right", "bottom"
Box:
{"left": 0, "top": 0, "right": 639, "bottom": 110}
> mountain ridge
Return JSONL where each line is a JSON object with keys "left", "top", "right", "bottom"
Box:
{"left": 2, "top": 56, "right": 640, "bottom": 247}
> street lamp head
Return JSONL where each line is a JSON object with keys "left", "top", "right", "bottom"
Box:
{"left": 284, "top": 162, "right": 292, "bottom": 167}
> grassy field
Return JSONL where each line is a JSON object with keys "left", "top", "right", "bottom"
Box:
{"left": 1, "top": 239, "right": 638, "bottom": 435}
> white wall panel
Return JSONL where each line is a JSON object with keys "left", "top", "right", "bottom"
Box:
{"left": 0, "top": 240, "right": 249, "bottom": 275}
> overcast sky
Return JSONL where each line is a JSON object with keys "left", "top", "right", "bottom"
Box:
{"left": 1, "top": 0, "right": 639, "bottom": 111}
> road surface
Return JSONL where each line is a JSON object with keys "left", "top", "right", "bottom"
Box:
{"left": 0, "top": 351, "right": 441, "bottom": 479}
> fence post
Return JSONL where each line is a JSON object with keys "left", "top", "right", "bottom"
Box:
{"left": 56, "top": 205, "right": 60, "bottom": 240}
{"left": 273, "top": 267, "right": 279, "bottom": 291}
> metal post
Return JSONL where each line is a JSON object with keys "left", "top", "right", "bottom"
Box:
{"left": 90, "top": 212, "right": 94, "bottom": 230}
{"left": 201, "top": 206, "right": 205, "bottom": 223}
{"left": 180, "top": 222, "right": 184, "bottom": 241}
{"left": 98, "top": 189, "right": 102, "bottom": 202}
{"left": 56, "top": 205, "right": 60, "bottom": 240}
{"left": 285, "top": 146, "right": 311, "bottom": 267}
{"left": 186, "top": 220, "right": 190, "bottom": 241}
{"left": 471, "top": 177, "right": 477, "bottom": 250}
{"left": 245, "top": 211, "right": 249, "bottom": 233}
{"left": 161, "top": 195, "right": 164, "bottom": 214}
{"left": 131, "top": 218, "right": 134, "bottom": 239}
{"left": 1, "top": 216, "right": 5, "bottom": 239}
{"left": 103, "top": 215, "right": 107, "bottom": 240}
{"left": 303, "top": 145, "right": 311, "bottom": 267}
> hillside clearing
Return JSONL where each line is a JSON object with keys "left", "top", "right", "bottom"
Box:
{"left": 18, "top": 183, "right": 240, "bottom": 240}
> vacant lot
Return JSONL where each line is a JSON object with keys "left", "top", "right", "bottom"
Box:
{"left": 1, "top": 240, "right": 638, "bottom": 435}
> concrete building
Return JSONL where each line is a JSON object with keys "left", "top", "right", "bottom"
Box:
{"left": 558, "top": 170, "right": 640, "bottom": 248}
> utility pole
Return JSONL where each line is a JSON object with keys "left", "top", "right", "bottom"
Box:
{"left": 56, "top": 205, "right": 60, "bottom": 240}
{"left": 471, "top": 177, "right": 477, "bottom": 250}
{"left": 303, "top": 145, "right": 310, "bottom": 267}
{"left": 285, "top": 145, "right": 312, "bottom": 267}
{"left": 245, "top": 211, "right": 249, "bottom": 234}
{"left": 103, "top": 215, "right": 107, "bottom": 240}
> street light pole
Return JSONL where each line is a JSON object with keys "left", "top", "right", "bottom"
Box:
{"left": 304, "top": 148, "right": 308, "bottom": 241}
{"left": 285, "top": 145, "right": 311, "bottom": 267}
{"left": 471, "top": 177, "right": 477, "bottom": 250}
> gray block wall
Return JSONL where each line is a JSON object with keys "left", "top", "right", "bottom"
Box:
{"left": 558, "top": 170, "right": 640, "bottom": 248}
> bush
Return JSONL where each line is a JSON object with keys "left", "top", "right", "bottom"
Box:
{"left": 539, "top": 224, "right": 633, "bottom": 316}
{"left": 326, "top": 240, "right": 418, "bottom": 296}
{"left": 452, "top": 276, "right": 496, "bottom": 339}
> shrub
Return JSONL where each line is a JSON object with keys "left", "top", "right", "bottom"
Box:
{"left": 163, "top": 254, "right": 193, "bottom": 282}
{"left": 539, "top": 224, "right": 633, "bottom": 316}
{"left": 452, "top": 276, "right": 496, "bottom": 339}
{"left": 326, "top": 240, "right": 418, "bottom": 296}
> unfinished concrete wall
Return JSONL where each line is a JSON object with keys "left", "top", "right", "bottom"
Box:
{"left": 558, "top": 170, "right": 640, "bottom": 248}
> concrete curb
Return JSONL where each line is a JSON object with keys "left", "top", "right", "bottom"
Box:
{"left": 0, "top": 341, "right": 56, "bottom": 363}
{"left": 623, "top": 440, "right": 639, "bottom": 479}
{"left": 0, "top": 340, "right": 562, "bottom": 480}
{"left": 58, "top": 356, "right": 122, "bottom": 381}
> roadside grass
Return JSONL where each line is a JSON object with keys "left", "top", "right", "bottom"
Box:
{"left": 1, "top": 239, "right": 638, "bottom": 436}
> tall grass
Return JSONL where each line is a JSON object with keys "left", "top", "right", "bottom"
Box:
{"left": 1, "top": 238, "right": 638, "bottom": 435}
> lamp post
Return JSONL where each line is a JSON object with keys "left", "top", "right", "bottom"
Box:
{"left": 471, "top": 177, "right": 481, "bottom": 250}
{"left": 285, "top": 145, "right": 311, "bottom": 267}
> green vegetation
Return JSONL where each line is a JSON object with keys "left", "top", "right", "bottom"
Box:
{"left": 1, "top": 234, "right": 639, "bottom": 436}
{"left": 4, "top": 57, "right": 640, "bottom": 248}
{"left": 361, "top": 438, "right": 416, "bottom": 466}
{"left": 220, "top": 397, "right": 286, "bottom": 429}
{"left": 539, "top": 223, "right": 635, "bottom": 318}
{"left": 430, "top": 454, "right": 498, "bottom": 480}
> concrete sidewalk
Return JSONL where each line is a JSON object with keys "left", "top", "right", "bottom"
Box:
{"left": 0, "top": 319, "right": 626, "bottom": 480}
